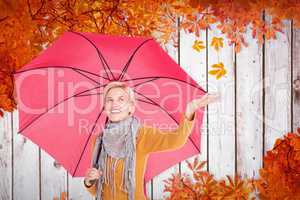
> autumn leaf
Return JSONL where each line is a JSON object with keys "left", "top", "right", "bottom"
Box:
{"left": 60, "top": 191, "right": 66, "bottom": 200}
{"left": 52, "top": 191, "right": 67, "bottom": 200}
{"left": 165, "top": 157, "right": 254, "bottom": 199}
{"left": 209, "top": 62, "right": 227, "bottom": 79}
{"left": 181, "top": 14, "right": 208, "bottom": 37}
{"left": 192, "top": 39, "right": 205, "bottom": 52}
{"left": 253, "top": 130, "right": 300, "bottom": 199}
{"left": 210, "top": 36, "right": 224, "bottom": 51}
{"left": 217, "top": 174, "right": 254, "bottom": 199}
{"left": 164, "top": 129, "right": 300, "bottom": 199}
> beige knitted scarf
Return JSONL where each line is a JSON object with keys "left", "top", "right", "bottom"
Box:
{"left": 91, "top": 115, "right": 140, "bottom": 200}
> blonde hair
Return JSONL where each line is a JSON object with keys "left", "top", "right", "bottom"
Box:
{"left": 103, "top": 81, "right": 136, "bottom": 115}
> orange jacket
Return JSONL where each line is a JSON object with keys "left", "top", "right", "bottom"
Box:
{"left": 84, "top": 112, "right": 196, "bottom": 200}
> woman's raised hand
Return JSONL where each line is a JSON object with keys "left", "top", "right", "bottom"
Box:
{"left": 185, "top": 93, "right": 220, "bottom": 120}
{"left": 84, "top": 168, "right": 103, "bottom": 186}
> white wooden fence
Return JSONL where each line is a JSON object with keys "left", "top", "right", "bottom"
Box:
{"left": 0, "top": 19, "right": 299, "bottom": 200}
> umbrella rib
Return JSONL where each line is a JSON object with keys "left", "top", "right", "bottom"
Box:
{"left": 72, "top": 69, "right": 101, "bottom": 85}
{"left": 136, "top": 98, "right": 157, "bottom": 105}
{"left": 118, "top": 39, "right": 153, "bottom": 80}
{"left": 18, "top": 84, "right": 108, "bottom": 134}
{"left": 70, "top": 31, "right": 116, "bottom": 80}
{"left": 123, "top": 76, "right": 207, "bottom": 93}
{"left": 13, "top": 65, "right": 110, "bottom": 81}
{"left": 72, "top": 107, "right": 105, "bottom": 176}
{"left": 76, "top": 92, "right": 103, "bottom": 97}
{"left": 133, "top": 89, "right": 200, "bottom": 153}
{"left": 132, "top": 77, "right": 160, "bottom": 87}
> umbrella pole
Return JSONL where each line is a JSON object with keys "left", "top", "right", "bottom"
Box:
{"left": 93, "top": 116, "right": 109, "bottom": 169}
{"left": 89, "top": 116, "right": 109, "bottom": 185}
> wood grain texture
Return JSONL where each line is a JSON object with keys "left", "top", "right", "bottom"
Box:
{"left": 40, "top": 150, "right": 67, "bottom": 200}
{"left": 0, "top": 112, "right": 12, "bottom": 200}
{"left": 236, "top": 24, "right": 263, "bottom": 179}
{"left": 68, "top": 176, "right": 93, "bottom": 200}
{"left": 264, "top": 19, "right": 292, "bottom": 152}
{"left": 179, "top": 28, "right": 208, "bottom": 181}
{"left": 292, "top": 26, "right": 300, "bottom": 132}
{"left": 13, "top": 109, "right": 40, "bottom": 200}
{"left": 150, "top": 26, "right": 180, "bottom": 200}
{"left": 207, "top": 24, "right": 236, "bottom": 179}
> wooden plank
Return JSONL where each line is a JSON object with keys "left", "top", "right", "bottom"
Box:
{"left": 179, "top": 28, "right": 208, "bottom": 181}
{"left": 0, "top": 112, "right": 12, "bottom": 200}
{"left": 292, "top": 26, "right": 300, "bottom": 131}
{"left": 236, "top": 25, "right": 263, "bottom": 179}
{"left": 207, "top": 24, "right": 235, "bottom": 179}
{"left": 40, "top": 151, "right": 68, "bottom": 200}
{"left": 13, "top": 109, "right": 40, "bottom": 200}
{"left": 264, "top": 19, "right": 292, "bottom": 152}
{"left": 68, "top": 176, "right": 93, "bottom": 200}
{"left": 151, "top": 31, "right": 180, "bottom": 200}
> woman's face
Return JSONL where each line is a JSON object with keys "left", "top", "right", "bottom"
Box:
{"left": 104, "top": 87, "right": 134, "bottom": 122}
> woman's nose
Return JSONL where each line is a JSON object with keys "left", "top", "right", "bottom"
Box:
{"left": 112, "top": 101, "right": 121, "bottom": 107}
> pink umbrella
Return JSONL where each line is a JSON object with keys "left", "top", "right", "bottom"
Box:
{"left": 13, "top": 31, "right": 206, "bottom": 191}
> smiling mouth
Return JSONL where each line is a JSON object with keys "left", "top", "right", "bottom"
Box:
{"left": 111, "top": 110, "right": 121, "bottom": 114}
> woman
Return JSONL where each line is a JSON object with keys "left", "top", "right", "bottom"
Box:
{"left": 84, "top": 81, "right": 219, "bottom": 200}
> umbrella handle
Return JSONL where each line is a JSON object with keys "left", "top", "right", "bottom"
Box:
{"left": 89, "top": 163, "right": 101, "bottom": 185}
{"left": 87, "top": 166, "right": 102, "bottom": 185}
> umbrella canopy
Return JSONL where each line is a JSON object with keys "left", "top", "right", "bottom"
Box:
{"left": 13, "top": 31, "right": 206, "bottom": 183}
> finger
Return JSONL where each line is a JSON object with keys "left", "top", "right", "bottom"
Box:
{"left": 85, "top": 170, "right": 92, "bottom": 176}
{"left": 208, "top": 93, "right": 220, "bottom": 98}
{"left": 90, "top": 170, "right": 102, "bottom": 176}
{"left": 199, "top": 93, "right": 220, "bottom": 102}
{"left": 86, "top": 173, "right": 97, "bottom": 179}
{"left": 88, "top": 173, "right": 99, "bottom": 179}
{"left": 90, "top": 174, "right": 100, "bottom": 179}
{"left": 194, "top": 95, "right": 219, "bottom": 107}
{"left": 90, "top": 169, "right": 98, "bottom": 174}
{"left": 87, "top": 168, "right": 97, "bottom": 173}
{"left": 86, "top": 171, "right": 94, "bottom": 176}
{"left": 199, "top": 93, "right": 209, "bottom": 100}
{"left": 89, "top": 171, "right": 100, "bottom": 177}
{"left": 89, "top": 169, "right": 100, "bottom": 175}
{"left": 207, "top": 94, "right": 220, "bottom": 102}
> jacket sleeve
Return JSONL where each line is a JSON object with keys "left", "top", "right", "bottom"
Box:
{"left": 138, "top": 112, "right": 196, "bottom": 154}
{"left": 83, "top": 136, "right": 98, "bottom": 197}
{"left": 84, "top": 179, "right": 98, "bottom": 197}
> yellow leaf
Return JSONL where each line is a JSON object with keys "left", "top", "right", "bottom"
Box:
{"left": 192, "top": 40, "right": 205, "bottom": 52}
{"left": 209, "top": 62, "right": 227, "bottom": 79}
{"left": 208, "top": 69, "right": 219, "bottom": 75}
{"left": 210, "top": 37, "right": 224, "bottom": 51}
{"left": 211, "top": 62, "right": 225, "bottom": 69}
{"left": 216, "top": 68, "right": 227, "bottom": 79}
